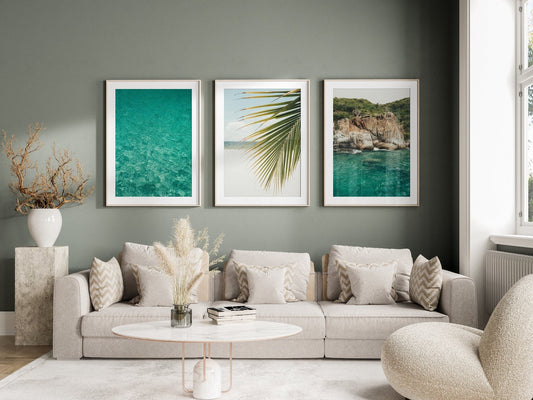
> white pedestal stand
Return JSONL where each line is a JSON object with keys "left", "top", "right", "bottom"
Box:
{"left": 15, "top": 246, "right": 68, "bottom": 345}
{"left": 182, "top": 343, "right": 232, "bottom": 400}
{"left": 193, "top": 359, "right": 221, "bottom": 399}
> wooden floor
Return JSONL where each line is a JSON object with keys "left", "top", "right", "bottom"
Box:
{"left": 0, "top": 336, "right": 51, "bottom": 380}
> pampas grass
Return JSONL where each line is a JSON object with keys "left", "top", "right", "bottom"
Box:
{"left": 153, "top": 217, "right": 224, "bottom": 305}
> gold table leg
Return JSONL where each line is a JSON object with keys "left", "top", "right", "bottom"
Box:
{"left": 222, "top": 343, "right": 232, "bottom": 393}
{"left": 181, "top": 342, "right": 193, "bottom": 393}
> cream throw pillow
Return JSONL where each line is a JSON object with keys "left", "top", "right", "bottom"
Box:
{"left": 409, "top": 255, "right": 443, "bottom": 311}
{"left": 327, "top": 245, "right": 413, "bottom": 302}
{"left": 224, "top": 250, "right": 311, "bottom": 301}
{"left": 132, "top": 265, "right": 173, "bottom": 307}
{"left": 233, "top": 261, "right": 297, "bottom": 302}
{"left": 246, "top": 268, "right": 286, "bottom": 304}
{"left": 336, "top": 259, "right": 397, "bottom": 303}
{"left": 89, "top": 257, "right": 124, "bottom": 311}
{"left": 120, "top": 242, "right": 160, "bottom": 301}
{"left": 343, "top": 261, "right": 397, "bottom": 305}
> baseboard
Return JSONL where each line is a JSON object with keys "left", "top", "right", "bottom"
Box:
{"left": 0, "top": 312, "right": 15, "bottom": 335}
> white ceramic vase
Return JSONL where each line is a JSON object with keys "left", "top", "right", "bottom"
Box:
{"left": 27, "top": 208, "right": 62, "bottom": 247}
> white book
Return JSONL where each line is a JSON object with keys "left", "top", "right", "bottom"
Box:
{"left": 207, "top": 306, "right": 256, "bottom": 317}
{"left": 211, "top": 318, "right": 255, "bottom": 325}
{"left": 208, "top": 313, "right": 256, "bottom": 321}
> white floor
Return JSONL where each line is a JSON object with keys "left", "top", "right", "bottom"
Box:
{"left": 0, "top": 354, "right": 403, "bottom": 400}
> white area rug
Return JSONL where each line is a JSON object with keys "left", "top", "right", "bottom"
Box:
{"left": 0, "top": 353, "right": 403, "bottom": 400}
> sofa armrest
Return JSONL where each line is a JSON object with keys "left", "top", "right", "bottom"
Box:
{"left": 53, "top": 270, "right": 92, "bottom": 360}
{"left": 437, "top": 270, "right": 478, "bottom": 328}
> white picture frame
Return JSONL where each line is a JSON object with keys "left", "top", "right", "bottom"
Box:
{"left": 214, "top": 80, "right": 310, "bottom": 206}
{"left": 106, "top": 80, "right": 201, "bottom": 206}
{"left": 324, "top": 79, "right": 419, "bottom": 206}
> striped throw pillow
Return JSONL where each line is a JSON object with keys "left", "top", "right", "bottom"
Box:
{"left": 409, "top": 255, "right": 443, "bottom": 311}
{"left": 89, "top": 257, "right": 124, "bottom": 311}
{"left": 335, "top": 259, "right": 353, "bottom": 303}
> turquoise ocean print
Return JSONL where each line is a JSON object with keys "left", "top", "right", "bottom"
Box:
{"left": 333, "top": 150, "right": 410, "bottom": 197}
{"left": 332, "top": 88, "right": 411, "bottom": 198}
{"left": 115, "top": 89, "right": 192, "bottom": 197}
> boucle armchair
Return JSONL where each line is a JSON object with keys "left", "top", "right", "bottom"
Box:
{"left": 381, "top": 274, "right": 533, "bottom": 400}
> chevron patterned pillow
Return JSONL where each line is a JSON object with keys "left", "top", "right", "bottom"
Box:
{"left": 409, "top": 255, "right": 443, "bottom": 311}
{"left": 233, "top": 261, "right": 297, "bottom": 303}
{"left": 335, "top": 259, "right": 354, "bottom": 303}
{"left": 89, "top": 257, "right": 124, "bottom": 311}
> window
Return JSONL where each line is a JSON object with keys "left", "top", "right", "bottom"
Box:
{"left": 518, "top": 0, "right": 533, "bottom": 230}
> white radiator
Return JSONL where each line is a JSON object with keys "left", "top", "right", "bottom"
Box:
{"left": 486, "top": 250, "right": 533, "bottom": 313}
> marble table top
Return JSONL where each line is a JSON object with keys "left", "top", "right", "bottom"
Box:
{"left": 112, "top": 320, "right": 302, "bottom": 343}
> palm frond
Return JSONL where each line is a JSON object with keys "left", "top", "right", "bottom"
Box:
{"left": 240, "top": 89, "right": 301, "bottom": 191}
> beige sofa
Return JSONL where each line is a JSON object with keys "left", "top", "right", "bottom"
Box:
{"left": 318, "top": 254, "right": 477, "bottom": 358}
{"left": 53, "top": 251, "right": 477, "bottom": 360}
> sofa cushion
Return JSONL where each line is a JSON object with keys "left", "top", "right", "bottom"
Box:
{"left": 81, "top": 302, "right": 209, "bottom": 338}
{"left": 211, "top": 301, "right": 325, "bottom": 339}
{"left": 327, "top": 245, "right": 413, "bottom": 302}
{"left": 319, "top": 301, "right": 448, "bottom": 340}
{"left": 224, "top": 250, "right": 311, "bottom": 301}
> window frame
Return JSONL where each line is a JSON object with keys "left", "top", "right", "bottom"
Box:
{"left": 517, "top": 0, "right": 533, "bottom": 233}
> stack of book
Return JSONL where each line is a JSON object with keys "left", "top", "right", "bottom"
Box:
{"left": 207, "top": 305, "right": 256, "bottom": 325}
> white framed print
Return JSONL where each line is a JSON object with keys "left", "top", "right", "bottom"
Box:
{"left": 215, "top": 80, "right": 310, "bottom": 206}
{"left": 324, "top": 79, "right": 419, "bottom": 206}
{"left": 106, "top": 80, "right": 201, "bottom": 206}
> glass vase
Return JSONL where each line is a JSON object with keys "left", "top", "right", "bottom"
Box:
{"left": 171, "top": 304, "right": 192, "bottom": 328}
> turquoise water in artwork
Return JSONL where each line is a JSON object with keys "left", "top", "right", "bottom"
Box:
{"left": 115, "top": 89, "right": 192, "bottom": 197}
{"left": 333, "top": 149, "right": 410, "bottom": 197}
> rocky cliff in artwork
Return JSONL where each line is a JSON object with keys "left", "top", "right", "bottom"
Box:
{"left": 333, "top": 111, "right": 408, "bottom": 152}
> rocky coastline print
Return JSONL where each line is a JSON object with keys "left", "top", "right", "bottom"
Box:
{"left": 333, "top": 95, "right": 411, "bottom": 197}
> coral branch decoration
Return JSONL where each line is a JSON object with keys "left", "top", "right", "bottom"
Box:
{"left": 2, "top": 123, "right": 94, "bottom": 214}
{"left": 153, "top": 217, "right": 225, "bottom": 305}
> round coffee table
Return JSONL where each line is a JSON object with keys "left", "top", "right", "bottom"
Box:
{"left": 112, "top": 319, "right": 302, "bottom": 399}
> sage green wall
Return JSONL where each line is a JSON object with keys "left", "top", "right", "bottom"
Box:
{"left": 0, "top": 0, "right": 458, "bottom": 310}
